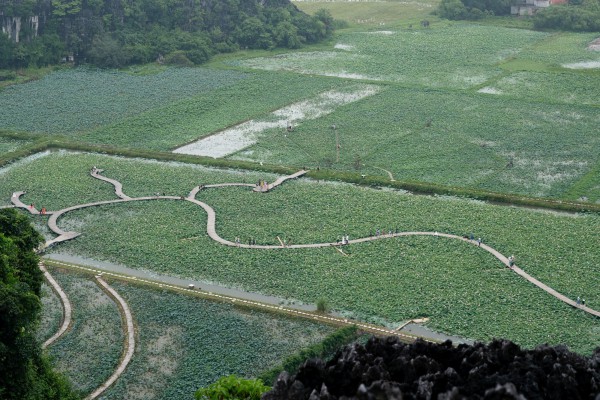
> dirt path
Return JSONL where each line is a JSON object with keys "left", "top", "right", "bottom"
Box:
{"left": 40, "top": 262, "right": 72, "bottom": 348}
{"left": 86, "top": 275, "right": 135, "bottom": 400}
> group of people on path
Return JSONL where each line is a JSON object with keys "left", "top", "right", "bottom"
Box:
{"left": 576, "top": 297, "right": 587, "bottom": 306}
{"left": 257, "top": 180, "right": 269, "bottom": 192}
{"left": 340, "top": 235, "right": 350, "bottom": 245}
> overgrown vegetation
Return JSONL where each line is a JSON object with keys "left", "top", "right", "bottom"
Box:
{"left": 0, "top": 209, "right": 78, "bottom": 400}
{"left": 195, "top": 375, "right": 270, "bottom": 400}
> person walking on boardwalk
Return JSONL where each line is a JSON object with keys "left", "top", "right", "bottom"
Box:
{"left": 577, "top": 296, "right": 581, "bottom": 305}
{"left": 477, "top": 238, "right": 482, "bottom": 247}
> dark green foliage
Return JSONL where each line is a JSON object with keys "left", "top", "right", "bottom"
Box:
{"left": 0, "top": 209, "right": 78, "bottom": 400}
{"left": 437, "top": 0, "right": 512, "bottom": 19}
{"left": 195, "top": 375, "right": 270, "bottom": 400}
{"left": 258, "top": 326, "right": 360, "bottom": 385}
{"left": 534, "top": 2, "right": 600, "bottom": 32}
{"left": 0, "top": 0, "right": 334, "bottom": 69}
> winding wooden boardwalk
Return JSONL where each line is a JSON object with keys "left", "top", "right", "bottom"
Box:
{"left": 10, "top": 168, "right": 599, "bottom": 342}
{"left": 87, "top": 275, "right": 135, "bottom": 400}
{"left": 40, "top": 262, "right": 73, "bottom": 348}
{"left": 91, "top": 169, "right": 131, "bottom": 200}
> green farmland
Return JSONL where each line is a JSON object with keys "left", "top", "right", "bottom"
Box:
{"left": 39, "top": 267, "right": 335, "bottom": 399}
{"left": 3, "top": 152, "right": 598, "bottom": 354}
{"left": 2, "top": 3, "right": 599, "bottom": 397}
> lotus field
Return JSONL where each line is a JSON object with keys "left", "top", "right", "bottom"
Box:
{"left": 234, "top": 25, "right": 548, "bottom": 89}
{"left": 37, "top": 282, "right": 63, "bottom": 344}
{"left": 44, "top": 267, "right": 124, "bottom": 396}
{"left": 43, "top": 267, "right": 335, "bottom": 399}
{"left": 4, "top": 152, "right": 598, "bottom": 354}
{"left": 0, "top": 24, "right": 598, "bottom": 203}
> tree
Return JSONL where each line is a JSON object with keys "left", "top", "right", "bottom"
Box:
{"left": 437, "top": 0, "right": 468, "bottom": 20}
{"left": 0, "top": 209, "right": 78, "bottom": 400}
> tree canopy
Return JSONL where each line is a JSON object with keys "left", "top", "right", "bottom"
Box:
{"left": 0, "top": 0, "right": 336, "bottom": 69}
{"left": 0, "top": 209, "right": 77, "bottom": 400}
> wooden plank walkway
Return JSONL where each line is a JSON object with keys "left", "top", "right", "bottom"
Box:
{"left": 87, "top": 275, "right": 135, "bottom": 400}
{"left": 91, "top": 169, "right": 131, "bottom": 200}
{"left": 40, "top": 262, "right": 73, "bottom": 348}
{"left": 253, "top": 170, "right": 307, "bottom": 192}
{"left": 11, "top": 191, "right": 40, "bottom": 214}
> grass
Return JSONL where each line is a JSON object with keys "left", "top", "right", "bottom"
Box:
{"left": 9, "top": 152, "right": 596, "bottom": 354}
{"left": 0, "top": 136, "right": 34, "bottom": 154}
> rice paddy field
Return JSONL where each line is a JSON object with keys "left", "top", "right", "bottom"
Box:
{"left": 41, "top": 267, "right": 336, "bottom": 399}
{"left": 4, "top": 152, "right": 598, "bottom": 355}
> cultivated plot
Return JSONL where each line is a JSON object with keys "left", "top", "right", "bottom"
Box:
{"left": 43, "top": 268, "right": 336, "bottom": 400}
{"left": 227, "top": 86, "right": 600, "bottom": 199}
{"left": 7, "top": 152, "right": 597, "bottom": 353}
{"left": 0, "top": 68, "right": 247, "bottom": 135}
{"left": 45, "top": 268, "right": 123, "bottom": 396}
{"left": 234, "top": 25, "right": 548, "bottom": 89}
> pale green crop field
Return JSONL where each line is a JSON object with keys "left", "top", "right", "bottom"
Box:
{"left": 234, "top": 25, "right": 548, "bottom": 90}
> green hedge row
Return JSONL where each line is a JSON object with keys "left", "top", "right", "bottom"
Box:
{"left": 257, "top": 326, "right": 360, "bottom": 385}
{"left": 0, "top": 134, "right": 598, "bottom": 214}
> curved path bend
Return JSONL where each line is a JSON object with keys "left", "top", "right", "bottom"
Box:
{"left": 91, "top": 169, "right": 131, "bottom": 200}
{"left": 32, "top": 169, "right": 600, "bottom": 320}
{"left": 87, "top": 275, "right": 135, "bottom": 400}
{"left": 40, "top": 262, "right": 73, "bottom": 348}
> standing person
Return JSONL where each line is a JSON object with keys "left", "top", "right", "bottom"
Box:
{"left": 470, "top": 232, "right": 474, "bottom": 241}
{"left": 577, "top": 296, "right": 581, "bottom": 305}
{"left": 477, "top": 238, "right": 481, "bottom": 247}
{"left": 582, "top": 299, "right": 586, "bottom": 306}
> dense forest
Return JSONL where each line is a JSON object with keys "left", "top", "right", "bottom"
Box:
{"left": 0, "top": 209, "right": 78, "bottom": 400}
{"left": 437, "top": 0, "right": 600, "bottom": 32}
{"left": 0, "top": 0, "right": 335, "bottom": 69}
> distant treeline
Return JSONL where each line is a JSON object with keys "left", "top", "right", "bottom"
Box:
{"left": 436, "top": 0, "right": 600, "bottom": 32}
{"left": 0, "top": 0, "right": 337, "bottom": 69}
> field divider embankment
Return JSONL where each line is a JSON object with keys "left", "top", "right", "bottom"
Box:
{"left": 86, "top": 275, "right": 135, "bottom": 400}
{"left": 3, "top": 140, "right": 597, "bottom": 213}
{"left": 40, "top": 262, "right": 73, "bottom": 348}
{"left": 44, "top": 259, "right": 432, "bottom": 344}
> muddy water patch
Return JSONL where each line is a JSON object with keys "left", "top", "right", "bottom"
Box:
{"left": 173, "top": 85, "right": 381, "bottom": 158}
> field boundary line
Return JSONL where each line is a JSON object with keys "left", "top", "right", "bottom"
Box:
{"left": 45, "top": 259, "right": 433, "bottom": 345}
{"left": 40, "top": 262, "right": 72, "bottom": 348}
{"left": 87, "top": 275, "right": 136, "bottom": 400}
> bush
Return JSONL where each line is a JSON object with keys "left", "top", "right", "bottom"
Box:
{"left": 195, "top": 375, "right": 270, "bottom": 400}
{"left": 164, "top": 51, "right": 194, "bottom": 67}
